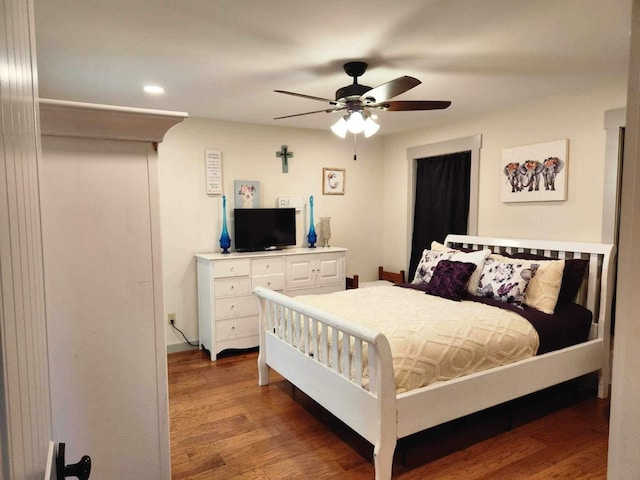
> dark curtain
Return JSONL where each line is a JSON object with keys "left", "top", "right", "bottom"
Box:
{"left": 408, "top": 151, "right": 471, "bottom": 280}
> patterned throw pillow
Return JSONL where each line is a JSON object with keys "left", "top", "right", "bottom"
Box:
{"left": 413, "top": 248, "right": 491, "bottom": 294}
{"left": 424, "top": 260, "right": 477, "bottom": 301}
{"left": 490, "top": 253, "right": 564, "bottom": 314}
{"left": 503, "top": 251, "right": 589, "bottom": 310}
{"left": 477, "top": 258, "right": 539, "bottom": 307}
{"left": 412, "top": 250, "right": 453, "bottom": 285}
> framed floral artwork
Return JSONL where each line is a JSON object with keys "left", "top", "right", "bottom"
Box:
{"left": 322, "top": 168, "right": 345, "bottom": 195}
{"left": 234, "top": 180, "right": 260, "bottom": 208}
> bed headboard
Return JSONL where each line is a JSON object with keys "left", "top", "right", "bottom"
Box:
{"left": 444, "top": 234, "right": 616, "bottom": 341}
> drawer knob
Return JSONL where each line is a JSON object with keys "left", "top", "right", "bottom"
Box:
{"left": 267, "top": 282, "right": 271, "bottom": 286}
{"left": 230, "top": 285, "right": 235, "bottom": 290}
{"left": 231, "top": 326, "right": 236, "bottom": 331}
{"left": 230, "top": 305, "right": 235, "bottom": 310}
{"left": 230, "top": 267, "right": 235, "bottom": 272}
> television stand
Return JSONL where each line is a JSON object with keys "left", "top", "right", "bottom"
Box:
{"left": 195, "top": 247, "right": 347, "bottom": 360}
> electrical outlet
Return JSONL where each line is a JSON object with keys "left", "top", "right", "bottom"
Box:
{"left": 168, "top": 313, "right": 176, "bottom": 324}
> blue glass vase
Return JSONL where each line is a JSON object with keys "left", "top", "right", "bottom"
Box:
{"left": 219, "top": 195, "right": 231, "bottom": 254}
{"left": 307, "top": 195, "right": 317, "bottom": 248}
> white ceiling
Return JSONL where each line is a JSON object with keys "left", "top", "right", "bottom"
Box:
{"left": 34, "top": 0, "right": 632, "bottom": 135}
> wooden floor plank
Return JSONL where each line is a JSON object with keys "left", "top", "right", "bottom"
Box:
{"left": 169, "top": 349, "right": 609, "bottom": 479}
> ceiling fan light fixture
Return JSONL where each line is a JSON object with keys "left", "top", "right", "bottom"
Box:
{"left": 346, "top": 111, "right": 366, "bottom": 134}
{"left": 363, "top": 116, "right": 380, "bottom": 137}
{"left": 143, "top": 84, "right": 165, "bottom": 95}
{"left": 331, "top": 112, "right": 379, "bottom": 138}
{"left": 330, "top": 117, "right": 348, "bottom": 138}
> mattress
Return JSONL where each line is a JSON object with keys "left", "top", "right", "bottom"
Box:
{"left": 294, "top": 285, "right": 540, "bottom": 393}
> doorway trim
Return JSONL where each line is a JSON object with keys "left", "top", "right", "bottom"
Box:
{"left": 602, "top": 107, "right": 625, "bottom": 243}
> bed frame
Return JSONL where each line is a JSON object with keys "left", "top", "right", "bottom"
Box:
{"left": 346, "top": 267, "right": 406, "bottom": 289}
{"left": 254, "top": 235, "right": 615, "bottom": 480}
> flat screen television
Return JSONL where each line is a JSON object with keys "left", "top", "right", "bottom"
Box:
{"left": 233, "top": 208, "right": 296, "bottom": 252}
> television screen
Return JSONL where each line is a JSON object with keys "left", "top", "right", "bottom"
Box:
{"left": 233, "top": 208, "right": 296, "bottom": 251}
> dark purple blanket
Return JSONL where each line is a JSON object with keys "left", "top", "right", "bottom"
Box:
{"left": 398, "top": 283, "right": 592, "bottom": 355}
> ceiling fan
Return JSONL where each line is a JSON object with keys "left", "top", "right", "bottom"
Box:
{"left": 274, "top": 61, "right": 451, "bottom": 137}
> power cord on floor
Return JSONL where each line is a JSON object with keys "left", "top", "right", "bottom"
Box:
{"left": 170, "top": 320, "right": 198, "bottom": 347}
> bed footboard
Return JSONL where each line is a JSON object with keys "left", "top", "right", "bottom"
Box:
{"left": 254, "top": 286, "right": 397, "bottom": 480}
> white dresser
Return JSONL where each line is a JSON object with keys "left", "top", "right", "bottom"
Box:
{"left": 196, "top": 247, "right": 346, "bottom": 360}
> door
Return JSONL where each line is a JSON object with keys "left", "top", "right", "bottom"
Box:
{"left": 39, "top": 135, "right": 170, "bottom": 479}
{"left": 315, "top": 255, "right": 343, "bottom": 286}
{"left": 286, "top": 255, "right": 316, "bottom": 288}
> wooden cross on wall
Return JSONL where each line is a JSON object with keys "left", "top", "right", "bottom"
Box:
{"left": 276, "top": 145, "right": 294, "bottom": 173}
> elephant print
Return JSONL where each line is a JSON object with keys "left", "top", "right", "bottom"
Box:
{"left": 501, "top": 139, "right": 568, "bottom": 202}
{"left": 503, "top": 162, "right": 521, "bottom": 192}
{"left": 542, "top": 157, "right": 564, "bottom": 191}
{"left": 518, "top": 160, "right": 544, "bottom": 192}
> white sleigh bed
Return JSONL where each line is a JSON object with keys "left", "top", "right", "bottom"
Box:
{"left": 254, "top": 235, "right": 615, "bottom": 480}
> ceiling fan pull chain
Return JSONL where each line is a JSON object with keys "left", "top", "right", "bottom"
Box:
{"left": 353, "top": 133, "right": 357, "bottom": 161}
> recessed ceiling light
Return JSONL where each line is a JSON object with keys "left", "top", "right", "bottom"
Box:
{"left": 143, "top": 85, "right": 165, "bottom": 94}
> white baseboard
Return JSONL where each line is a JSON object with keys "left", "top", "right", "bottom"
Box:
{"left": 167, "top": 341, "right": 199, "bottom": 354}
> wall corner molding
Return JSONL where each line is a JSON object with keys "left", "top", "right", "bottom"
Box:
{"left": 39, "top": 98, "right": 188, "bottom": 142}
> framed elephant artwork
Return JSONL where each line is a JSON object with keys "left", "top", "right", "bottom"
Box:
{"left": 501, "top": 139, "right": 568, "bottom": 203}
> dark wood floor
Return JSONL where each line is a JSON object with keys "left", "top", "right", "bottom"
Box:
{"left": 168, "top": 349, "right": 610, "bottom": 479}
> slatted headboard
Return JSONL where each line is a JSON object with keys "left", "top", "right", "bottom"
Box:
{"left": 444, "top": 234, "right": 616, "bottom": 341}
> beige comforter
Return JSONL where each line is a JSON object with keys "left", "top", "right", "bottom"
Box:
{"left": 294, "top": 286, "right": 540, "bottom": 393}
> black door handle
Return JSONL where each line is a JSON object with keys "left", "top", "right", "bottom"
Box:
{"left": 56, "top": 443, "right": 91, "bottom": 480}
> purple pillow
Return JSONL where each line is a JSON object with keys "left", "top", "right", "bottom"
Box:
{"left": 556, "top": 259, "right": 588, "bottom": 307}
{"left": 424, "top": 260, "right": 477, "bottom": 301}
{"left": 503, "top": 252, "right": 588, "bottom": 310}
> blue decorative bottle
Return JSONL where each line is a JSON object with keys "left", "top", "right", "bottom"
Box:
{"left": 219, "top": 195, "right": 231, "bottom": 254}
{"left": 307, "top": 195, "right": 317, "bottom": 248}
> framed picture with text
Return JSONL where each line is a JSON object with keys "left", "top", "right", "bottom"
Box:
{"left": 322, "top": 168, "right": 345, "bottom": 195}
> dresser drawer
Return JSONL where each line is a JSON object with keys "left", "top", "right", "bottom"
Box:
{"left": 214, "top": 277, "right": 251, "bottom": 298}
{"left": 214, "top": 295, "right": 258, "bottom": 320}
{"left": 216, "top": 316, "right": 259, "bottom": 342}
{"left": 251, "top": 273, "right": 285, "bottom": 291}
{"left": 213, "top": 259, "right": 250, "bottom": 277}
{"left": 251, "top": 257, "right": 284, "bottom": 275}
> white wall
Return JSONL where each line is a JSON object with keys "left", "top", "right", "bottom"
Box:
{"left": 609, "top": 0, "right": 640, "bottom": 475}
{"left": 382, "top": 80, "right": 627, "bottom": 273}
{"left": 158, "top": 118, "right": 385, "bottom": 347}
{"left": 159, "top": 81, "right": 626, "bottom": 349}
{"left": 0, "top": 0, "right": 52, "bottom": 476}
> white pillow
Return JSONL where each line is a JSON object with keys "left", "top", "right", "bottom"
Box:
{"left": 451, "top": 249, "right": 492, "bottom": 294}
{"left": 430, "top": 240, "right": 450, "bottom": 251}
